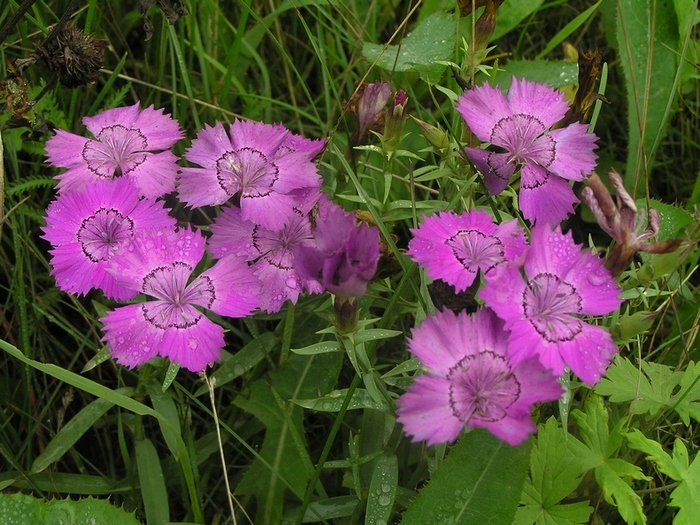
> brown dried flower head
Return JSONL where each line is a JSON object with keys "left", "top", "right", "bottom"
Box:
{"left": 581, "top": 170, "right": 682, "bottom": 275}
{"left": 39, "top": 23, "right": 107, "bottom": 88}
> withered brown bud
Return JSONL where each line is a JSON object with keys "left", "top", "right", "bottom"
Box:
{"left": 138, "top": 0, "right": 189, "bottom": 41}
{"left": 38, "top": 24, "right": 107, "bottom": 88}
{"left": 559, "top": 49, "right": 605, "bottom": 127}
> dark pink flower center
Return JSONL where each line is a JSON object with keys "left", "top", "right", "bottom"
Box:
{"left": 140, "top": 263, "right": 216, "bottom": 329}
{"left": 446, "top": 229, "right": 505, "bottom": 274}
{"left": 491, "top": 114, "right": 555, "bottom": 168}
{"left": 447, "top": 351, "right": 520, "bottom": 423}
{"left": 216, "top": 147, "right": 278, "bottom": 198}
{"left": 82, "top": 125, "right": 148, "bottom": 178}
{"left": 77, "top": 207, "right": 134, "bottom": 262}
{"left": 523, "top": 272, "right": 583, "bottom": 342}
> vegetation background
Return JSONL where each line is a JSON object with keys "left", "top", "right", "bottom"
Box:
{"left": 1, "top": 0, "right": 699, "bottom": 524}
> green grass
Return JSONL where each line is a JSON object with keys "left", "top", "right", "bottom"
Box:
{"left": 2, "top": 0, "right": 700, "bottom": 523}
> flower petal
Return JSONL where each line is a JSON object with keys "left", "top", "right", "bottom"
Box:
{"left": 519, "top": 166, "right": 578, "bottom": 225}
{"left": 456, "top": 83, "right": 512, "bottom": 141}
{"left": 506, "top": 77, "right": 569, "bottom": 129}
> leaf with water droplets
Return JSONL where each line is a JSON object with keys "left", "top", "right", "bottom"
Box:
{"left": 0, "top": 494, "right": 141, "bottom": 525}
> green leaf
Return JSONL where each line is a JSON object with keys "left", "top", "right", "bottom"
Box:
{"left": 537, "top": 1, "right": 602, "bottom": 58}
{"left": 516, "top": 418, "right": 592, "bottom": 524}
{"left": 293, "top": 388, "right": 388, "bottom": 412}
{"left": 492, "top": 0, "right": 545, "bottom": 40}
{"left": 290, "top": 340, "right": 341, "bottom": 355}
{"left": 147, "top": 381, "right": 182, "bottom": 460}
{"left": 499, "top": 60, "right": 579, "bottom": 89}
{"left": 366, "top": 453, "right": 398, "bottom": 525}
{"left": 0, "top": 494, "right": 141, "bottom": 525}
{"left": 570, "top": 395, "right": 648, "bottom": 525}
{"left": 136, "top": 437, "right": 170, "bottom": 525}
{"left": 362, "top": 12, "right": 455, "bottom": 82}
{"left": 670, "top": 361, "right": 700, "bottom": 425}
{"left": 30, "top": 392, "right": 126, "bottom": 474}
{"left": 351, "top": 328, "right": 403, "bottom": 344}
{"left": 627, "top": 430, "right": 700, "bottom": 525}
{"left": 615, "top": 0, "right": 682, "bottom": 191}
{"left": 595, "top": 355, "right": 681, "bottom": 416}
{"left": 400, "top": 429, "right": 530, "bottom": 525}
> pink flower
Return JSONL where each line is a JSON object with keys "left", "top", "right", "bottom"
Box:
{"left": 208, "top": 205, "right": 317, "bottom": 313}
{"left": 456, "top": 77, "right": 598, "bottom": 224}
{"left": 407, "top": 209, "right": 527, "bottom": 292}
{"left": 101, "top": 227, "right": 260, "bottom": 371}
{"left": 41, "top": 178, "right": 175, "bottom": 300}
{"left": 480, "top": 225, "right": 623, "bottom": 385}
{"left": 45, "top": 103, "right": 183, "bottom": 198}
{"left": 396, "top": 308, "right": 562, "bottom": 446}
{"left": 178, "top": 119, "right": 324, "bottom": 230}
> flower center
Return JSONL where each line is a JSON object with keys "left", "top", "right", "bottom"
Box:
{"left": 82, "top": 125, "right": 148, "bottom": 178}
{"left": 447, "top": 351, "right": 520, "bottom": 423}
{"left": 76, "top": 207, "right": 134, "bottom": 262}
{"left": 491, "top": 113, "right": 555, "bottom": 167}
{"left": 140, "top": 264, "right": 215, "bottom": 329}
{"left": 523, "top": 272, "right": 583, "bottom": 342}
{"left": 446, "top": 229, "right": 505, "bottom": 274}
{"left": 216, "top": 147, "right": 278, "bottom": 198}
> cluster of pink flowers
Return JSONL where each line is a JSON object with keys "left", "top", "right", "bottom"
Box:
{"left": 397, "top": 78, "right": 625, "bottom": 447}
{"left": 42, "top": 103, "right": 380, "bottom": 372}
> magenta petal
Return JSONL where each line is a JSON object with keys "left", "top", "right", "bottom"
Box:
{"left": 229, "top": 119, "right": 290, "bottom": 155}
{"left": 507, "top": 319, "right": 567, "bottom": 376}
{"left": 474, "top": 414, "right": 536, "bottom": 446}
{"left": 240, "top": 190, "right": 298, "bottom": 231}
{"left": 83, "top": 103, "right": 141, "bottom": 137}
{"left": 479, "top": 264, "right": 526, "bottom": 325}
{"left": 396, "top": 375, "right": 464, "bottom": 446}
{"left": 557, "top": 324, "right": 618, "bottom": 386}
{"left": 208, "top": 205, "right": 257, "bottom": 258}
{"left": 127, "top": 151, "right": 179, "bottom": 198}
{"left": 196, "top": 255, "right": 260, "bottom": 317}
{"left": 178, "top": 167, "right": 231, "bottom": 207}
{"left": 131, "top": 104, "right": 183, "bottom": 150}
{"left": 548, "top": 123, "right": 598, "bottom": 181}
{"left": 511, "top": 356, "right": 563, "bottom": 408}
{"left": 506, "top": 77, "right": 569, "bottom": 129}
{"left": 456, "top": 83, "right": 512, "bottom": 141}
{"left": 101, "top": 304, "right": 161, "bottom": 368}
{"left": 184, "top": 122, "right": 232, "bottom": 168}
{"left": 465, "top": 148, "right": 515, "bottom": 195}
{"left": 159, "top": 315, "right": 225, "bottom": 372}
{"left": 519, "top": 167, "right": 578, "bottom": 225}
{"left": 45, "top": 130, "right": 90, "bottom": 169}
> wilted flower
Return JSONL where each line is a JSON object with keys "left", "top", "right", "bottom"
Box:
{"left": 41, "top": 178, "right": 175, "bottom": 300}
{"left": 294, "top": 197, "right": 380, "bottom": 300}
{"left": 581, "top": 171, "right": 682, "bottom": 275}
{"left": 456, "top": 77, "right": 598, "bottom": 225}
{"left": 46, "top": 103, "right": 183, "bottom": 198}
{"left": 480, "top": 225, "right": 623, "bottom": 386}
{"left": 347, "top": 81, "right": 392, "bottom": 144}
{"left": 396, "top": 308, "right": 562, "bottom": 446}
{"left": 407, "top": 209, "right": 527, "bottom": 293}
{"left": 178, "top": 119, "right": 324, "bottom": 231}
{"left": 208, "top": 205, "right": 317, "bottom": 313}
{"left": 101, "top": 226, "right": 259, "bottom": 371}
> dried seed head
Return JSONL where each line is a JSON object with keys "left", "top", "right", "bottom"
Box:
{"left": 39, "top": 24, "right": 107, "bottom": 88}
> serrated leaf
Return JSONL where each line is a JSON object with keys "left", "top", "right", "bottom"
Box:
{"left": 362, "top": 12, "right": 455, "bottom": 82}
{"left": 570, "top": 395, "right": 648, "bottom": 525}
{"left": 595, "top": 355, "right": 681, "bottom": 416}
{"left": 400, "top": 429, "right": 530, "bottom": 525}
{"left": 671, "top": 361, "right": 700, "bottom": 425}
{"left": 0, "top": 494, "right": 141, "bottom": 525}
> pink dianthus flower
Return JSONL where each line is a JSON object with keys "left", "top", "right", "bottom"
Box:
{"left": 456, "top": 77, "right": 598, "bottom": 225}
{"left": 41, "top": 178, "right": 175, "bottom": 300}
{"left": 407, "top": 209, "right": 527, "bottom": 292}
{"left": 178, "top": 119, "right": 324, "bottom": 231}
{"left": 101, "top": 226, "right": 260, "bottom": 372}
{"left": 396, "top": 308, "right": 562, "bottom": 446}
{"left": 480, "top": 225, "right": 623, "bottom": 385}
{"left": 45, "top": 103, "right": 183, "bottom": 198}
